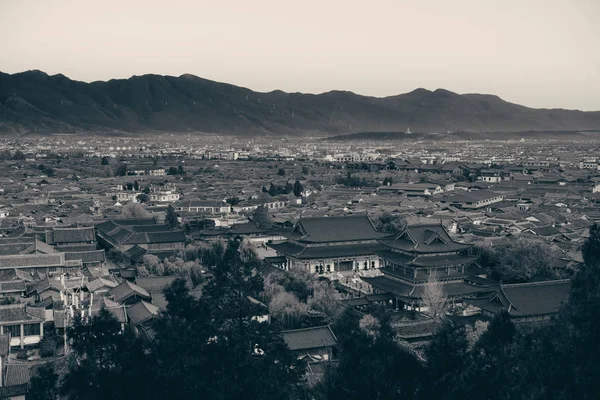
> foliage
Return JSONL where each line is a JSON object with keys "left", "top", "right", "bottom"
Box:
{"left": 373, "top": 212, "right": 406, "bottom": 234}
{"left": 477, "top": 237, "right": 559, "bottom": 282}
{"left": 136, "top": 193, "right": 149, "bottom": 203}
{"left": 226, "top": 196, "right": 240, "bottom": 205}
{"left": 115, "top": 162, "right": 127, "bottom": 176}
{"left": 39, "top": 323, "right": 60, "bottom": 357}
{"left": 60, "top": 309, "right": 151, "bottom": 400}
{"left": 293, "top": 179, "right": 304, "bottom": 197}
{"left": 319, "top": 309, "right": 423, "bottom": 400}
{"left": 28, "top": 364, "right": 59, "bottom": 400}
{"left": 251, "top": 205, "right": 273, "bottom": 230}
{"left": 336, "top": 172, "right": 367, "bottom": 187}
{"left": 166, "top": 204, "right": 178, "bottom": 229}
{"left": 264, "top": 182, "right": 293, "bottom": 196}
{"left": 120, "top": 202, "right": 150, "bottom": 218}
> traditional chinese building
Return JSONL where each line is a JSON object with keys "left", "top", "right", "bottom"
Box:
{"left": 363, "top": 223, "right": 495, "bottom": 309}
{"left": 268, "top": 215, "right": 393, "bottom": 274}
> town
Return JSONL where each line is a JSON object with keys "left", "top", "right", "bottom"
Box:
{"left": 0, "top": 133, "right": 599, "bottom": 398}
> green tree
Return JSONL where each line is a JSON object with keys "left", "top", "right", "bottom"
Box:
{"left": 322, "top": 309, "right": 423, "bottom": 400}
{"left": 115, "top": 163, "right": 127, "bottom": 176}
{"left": 60, "top": 309, "right": 151, "bottom": 400}
{"left": 101, "top": 156, "right": 110, "bottom": 165}
{"left": 166, "top": 205, "right": 178, "bottom": 229}
{"left": 293, "top": 179, "right": 304, "bottom": 197}
{"left": 28, "top": 364, "right": 59, "bottom": 400}
{"left": 477, "top": 237, "right": 559, "bottom": 282}
{"left": 136, "top": 193, "right": 149, "bottom": 203}
{"left": 251, "top": 205, "right": 272, "bottom": 230}
{"left": 374, "top": 212, "right": 406, "bottom": 234}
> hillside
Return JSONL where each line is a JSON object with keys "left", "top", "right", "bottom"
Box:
{"left": 1, "top": 70, "right": 599, "bottom": 135}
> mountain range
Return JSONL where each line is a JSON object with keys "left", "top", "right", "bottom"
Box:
{"left": 1, "top": 70, "right": 599, "bottom": 136}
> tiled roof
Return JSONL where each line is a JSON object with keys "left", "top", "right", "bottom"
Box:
{"left": 86, "top": 277, "right": 118, "bottom": 292}
{"left": 380, "top": 223, "right": 472, "bottom": 254}
{"left": 0, "top": 280, "right": 26, "bottom": 293}
{"left": 90, "top": 297, "right": 127, "bottom": 323}
{"left": 0, "top": 333, "right": 9, "bottom": 356}
{"left": 0, "top": 304, "right": 44, "bottom": 324}
{"left": 500, "top": 279, "right": 571, "bottom": 317}
{"left": 282, "top": 326, "right": 337, "bottom": 351}
{"left": 135, "top": 276, "right": 178, "bottom": 292}
{"left": 56, "top": 244, "right": 98, "bottom": 252}
{"left": 109, "top": 280, "right": 151, "bottom": 303}
{"left": 0, "top": 253, "right": 65, "bottom": 269}
{"left": 393, "top": 319, "right": 443, "bottom": 339}
{"left": 292, "top": 215, "right": 392, "bottom": 243}
{"left": 64, "top": 250, "right": 106, "bottom": 264}
{"left": 97, "top": 219, "right": 185, "bottom": 246}
{"left": 5, "top": 363, "right": 30, "bottom": 386}
{"left": 126, "top": 300, "right": 160, "bottom": 326}
{"left": 49, "top": 227, "right": 95, "bottom": 244}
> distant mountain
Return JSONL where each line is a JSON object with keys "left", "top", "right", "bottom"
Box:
{"left": 1, "top": 70, "right": 599, "bottom": 136}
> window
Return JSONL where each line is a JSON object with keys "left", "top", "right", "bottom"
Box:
{"left": 24, "top": 323, "right": 40, "bottom": 336}
{"left": 4, "top": 324, "right": 20, "bottom": 337}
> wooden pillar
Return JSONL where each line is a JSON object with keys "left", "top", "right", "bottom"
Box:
{"left": 20, "top": 324, "right": 24, "bottom": 349}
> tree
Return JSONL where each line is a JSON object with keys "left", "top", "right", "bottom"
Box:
{"left": 477, "top": 237, "right": 559, "bottom": 282}
{"left": 322, "top": 309, "right": 423, "bottom": 400}
{"left": 166, "top": 205, "right": 178, "bottom": 229}
{"left": 126, "top": 182, "right": 133, "bottom": 191}
{"left": 293, "top": 179, "right": 303, "bottom": 197}
{"left": 142, "top": 254, "right": 165, "bottom": 276}
{"left": 301, "top": 165, "right": 310, "bottom": 175}
{"left": 374, "top": 212, "right": 406, "bottom": 234}
{"left": 251, "top": 205, "right": 272, "bottom": 230}
{"left": 277, "top": 168, "right": 286, "bottom": 176}
{"left": 383, "top": 177, "right": 393, "bottom": 186}
{"left": 60, "top": 309, "right": 151, "bottom": 400}
{"left": 101, "top": 156, "right": 110, "bottom": 165}
{"left": 133, "top": 180, "right": 140, "bottom": 191}
{"left": 136, "top": 193, "right": 149, "bottom": 203}
{"left": 28, "top": 364, "right": 59, "bottom": 400}
{"left": 423, "top": 322, "right": 470, "bottom": 399}
{"left": 167, "top": 166, "right": 178, "bottom": 175}
{"left": 421, "top": 272, "right": 448, "bottom": 317}
{"left": 115, "top": 163, "right": 127, "bottom": 176}
{"left": 120, "top": 203, "right": 150, "bottom": 218}
{"left": 12, "top": 150, "right": 25, "bottom": 160}
{"left": 177, "top": 165, "right": 185, "bottom": 175}
{"left": 226, "top": 196, "right": 240, "bottom": 206}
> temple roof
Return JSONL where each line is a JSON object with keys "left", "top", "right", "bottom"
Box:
{"left": 363, "top": 276, "right": 495, "bottom": 299}
{"left": 285, "top": 215, "right": 392, "bottom": 244}
{"left": 379, "top": 223, "right": 471, "bottom": 254}
{"left": 269, "top": 242, "right": 386, "bottom": 260}
{"left": 282, "top": 325, "right": 337, "bottom": 351}
{"left": 499, "top": 279, "right": 570, "bottom": 317}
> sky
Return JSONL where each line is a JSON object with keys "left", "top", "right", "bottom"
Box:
{"left": 1, "top": 0, "right": 599, "bottom": 111}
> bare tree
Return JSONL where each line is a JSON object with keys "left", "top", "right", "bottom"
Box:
{"left": 421, "top": 271, "right": 448, "bottom": 318}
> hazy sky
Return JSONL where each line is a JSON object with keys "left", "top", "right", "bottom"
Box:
{"left": 1, "top": 0, "right": 599, "bottom": 110}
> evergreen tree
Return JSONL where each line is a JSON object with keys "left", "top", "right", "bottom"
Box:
{"left": 293, "top": 179, "right": 304, "bottom": 197}
{"left": 28, "top": 365, "right": 59, "bottom": 400}
{"left": 166, "top": 205, "right": 178, "bottom": 229}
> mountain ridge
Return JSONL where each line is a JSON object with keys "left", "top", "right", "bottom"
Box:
{"left": 1, "top": 70, "right": 599, "bottom": 136}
